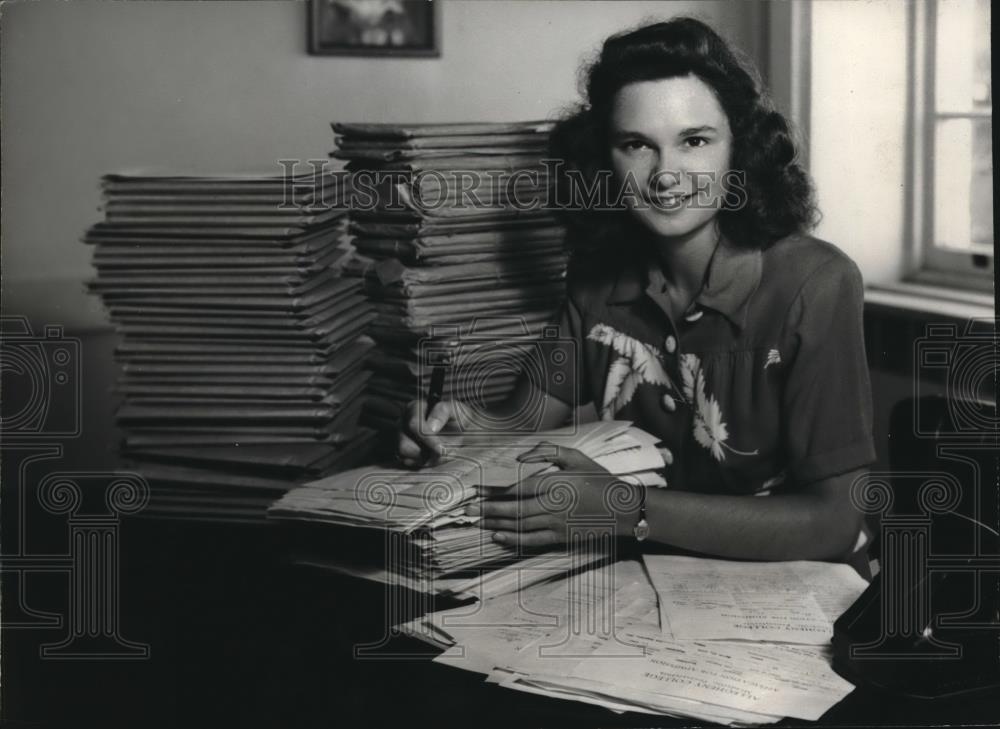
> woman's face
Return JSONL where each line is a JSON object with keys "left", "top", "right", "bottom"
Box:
{"left": 609, "top": 75, "right": 733, "bottom": 242}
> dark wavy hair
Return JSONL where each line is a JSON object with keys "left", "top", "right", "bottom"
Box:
{"left": 549, "top": 17, "right": 819, "bottom": 254}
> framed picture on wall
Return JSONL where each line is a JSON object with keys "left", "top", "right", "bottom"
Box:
{"left": 309, "top": 0, "right": 440, "bottom": 57}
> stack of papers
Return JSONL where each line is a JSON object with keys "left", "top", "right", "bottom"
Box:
{"left": 397, "top": 556, "right": 869, "bottom": 724}
{"left": 331, "top": 120, "right": 568, "bottom": 432}
{"left": 268, "top": 420, "right": 666, "bottom": 598}
{"left": 85, "top": 171, "right": 378, "bottom": 521}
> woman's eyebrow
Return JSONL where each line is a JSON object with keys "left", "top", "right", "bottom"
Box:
{"left": 677, "top": 125, "right": 717, "bottom": 136}
{"left": 609, "top": 129, "right": 652, "bottom": 140}
{"left": 609, "top": 125, "right": 718, "bottom": 141}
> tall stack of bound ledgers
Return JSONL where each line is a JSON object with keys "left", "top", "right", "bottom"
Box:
{"left": 330, "top": 121, "right": 568, "bottom": 438}
{"left": 85, "top": 170, "right": 377, "bottom": 521}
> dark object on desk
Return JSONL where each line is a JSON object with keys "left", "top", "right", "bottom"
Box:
{"left": 833, "top": 395, "right": 1000, "bottom": 699}
{"left": 833, "top": 554, "right": 1000, "bottom": 699}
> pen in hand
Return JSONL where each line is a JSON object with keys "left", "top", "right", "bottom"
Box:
{"left": 421, "top": 345, "right": 452, "bottom": 462}
{"left": 426, "top": 363, "right": 446, "bottom": 419}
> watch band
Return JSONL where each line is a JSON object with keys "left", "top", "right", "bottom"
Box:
{"left": 633, "top": 486, "right": 649, "bottom": 542}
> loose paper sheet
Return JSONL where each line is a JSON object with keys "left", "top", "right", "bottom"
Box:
{"left": 643, "top": 555, "right": 869, "bottom": 644}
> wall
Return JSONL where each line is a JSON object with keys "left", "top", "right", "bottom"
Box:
{"left": 1, "top": 0, "right": 763, "bottom": 332}
{"left": 809, "top": 0, "right": 910, "bottom": 284}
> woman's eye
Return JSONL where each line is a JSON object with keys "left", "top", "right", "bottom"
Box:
{"left": 684, "top": 136, "right": 709, "bottom": 148}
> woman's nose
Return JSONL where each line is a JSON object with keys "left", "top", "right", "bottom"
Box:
{"left": 647, "top": 151, "right": 682, "bottom": 190}
{"left": 650, "top": 165, "right": 681, "bottom": 193}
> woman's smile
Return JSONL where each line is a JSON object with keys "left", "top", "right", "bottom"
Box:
{"left": 649, "top": 190, "right": 692, "bottom": 210}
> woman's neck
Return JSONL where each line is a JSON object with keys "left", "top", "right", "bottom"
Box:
{"left": 646, "top": 221, "right": 721, "bottom": 296}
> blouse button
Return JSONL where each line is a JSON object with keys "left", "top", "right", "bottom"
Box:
{"left": 661, "top": 394, "right": 677, "bottom": 412}
{"left": 664, "top": 335, "right": 677, "bottom": 354}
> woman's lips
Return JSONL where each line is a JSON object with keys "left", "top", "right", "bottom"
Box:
{"left": 648, "top": 192, "right": 691, "bottom": 209}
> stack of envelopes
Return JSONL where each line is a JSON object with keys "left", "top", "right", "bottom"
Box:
{"left": 331, "top": 121, "right": 568, "bottom": 433}
{"left": 85, "top": 171, "right": 377, "bottom": 520}
{"left": 268, "top": 420, "right": 666, "bottom": 598}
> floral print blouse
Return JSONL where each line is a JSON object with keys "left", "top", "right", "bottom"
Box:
{"left": 540, "top": 233, "right": 877, "bottom": 496}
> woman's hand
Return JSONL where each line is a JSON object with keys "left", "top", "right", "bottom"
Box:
{"left": 465, "top": 443, "right": 644, "bottom": 548}
{"left": 397, "top": 399, "right": 463, "bottom": 468}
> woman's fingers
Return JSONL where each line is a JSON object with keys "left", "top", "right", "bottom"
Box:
{"left": 480, "top": 514, "right": 553, "bottom": 532}
{"left": 398, "top": 432, "right": 424, "bottom": 460}
{"left": 516, "top": 443, "right": 604, "bottom": 472}
{"left": 424, "top": 400, "right": 454, "bottom": 435}
{"left": 491, "top": 529, "right": 560, "bottom": 548}
{"left": 469, "top": 495, "right": 549, "bottom": 519}
{"left": 515, "top": 442, "right": 564, "bottom": 465}
{"left": 401, "top": 399, "right": 454, "bottom": 458}
{"left": 498, "top": 470, "right": 613, "bottom": 502}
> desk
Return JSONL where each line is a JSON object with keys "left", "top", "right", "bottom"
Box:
{"left": 3, "top": 519, "right": 998, "bottom": 728}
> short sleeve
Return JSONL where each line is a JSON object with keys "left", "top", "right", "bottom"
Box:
{"left": 781, "top": 256, "right": 876, "bottom": 485}
{"left": 532, "top": 294, "right": 591, "bottom": 408}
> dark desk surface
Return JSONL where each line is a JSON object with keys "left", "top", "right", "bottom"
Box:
{"left": 3, "top": 518, "right": 998, "bottom": 729}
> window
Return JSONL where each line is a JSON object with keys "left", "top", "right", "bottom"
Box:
{"left": 911, "top": 0, "right": 993, "bottom": 289}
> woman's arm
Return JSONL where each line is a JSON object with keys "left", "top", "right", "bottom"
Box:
{"left": 640, "top": 469, "right": 865, "bottom": 561}
{"left": 473, "top": 446, "right": 865, "bottom": 562}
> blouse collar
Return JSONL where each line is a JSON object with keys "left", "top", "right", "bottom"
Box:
{"left": 605, "top": 234, "right": 762, "bottom": 332}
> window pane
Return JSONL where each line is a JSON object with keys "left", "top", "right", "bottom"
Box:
{"left": 973, "top": 0, "right": 991, "bottom": 109}
{"left": 970, "top": 117, "right": 993, "bottom": 248}
{"left": 933, "top": 117, "right": 993, "bottom": 253}
{"left": 936, "top": 0, "right": 991, "bottom": 113}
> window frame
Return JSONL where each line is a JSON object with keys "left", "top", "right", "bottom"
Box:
{"left": 905, "top": 0, "right": 993, "bottom": 292}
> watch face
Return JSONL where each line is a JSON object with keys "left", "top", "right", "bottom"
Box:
{"left": 634, "top": 518, "right": 650, "bottom": 542}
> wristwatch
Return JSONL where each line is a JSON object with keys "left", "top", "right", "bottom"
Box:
{"left": 633, "top": 486, "right": 649, "bottom": 542}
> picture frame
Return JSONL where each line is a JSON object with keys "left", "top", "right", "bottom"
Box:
{"left": 309, "top": 0, "right": 440, "bottom": 57}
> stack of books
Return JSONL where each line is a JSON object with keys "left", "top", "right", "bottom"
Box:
{"left": 268, "top": 420, "right": 667, "bottom": 600}
{"left": 85, "top": 171, "right": 377, "bottom": 521}
{"left": 330, "top": 121, "right": 568, "bottom": 434}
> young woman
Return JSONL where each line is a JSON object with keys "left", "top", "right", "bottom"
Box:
{"left": 397, "top": 18, "right": 875, "bottom": 564}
